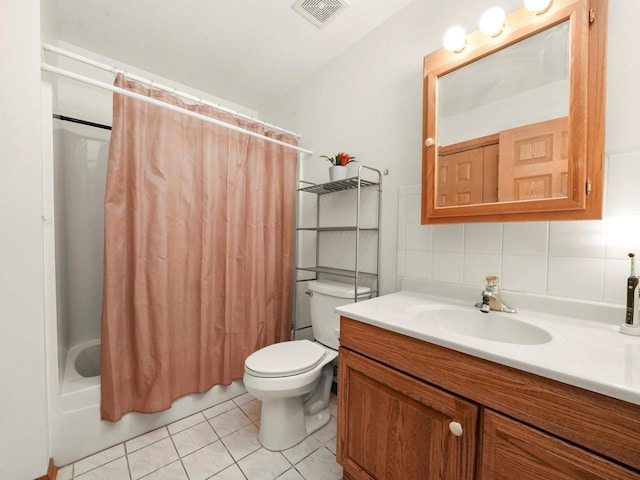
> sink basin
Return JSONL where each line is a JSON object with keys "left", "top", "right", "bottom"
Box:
{"left": 415, "top": 307, "right": 552, "bottom": 345}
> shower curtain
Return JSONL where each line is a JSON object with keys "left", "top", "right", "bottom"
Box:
{"left": 101, "top": 74, "right": 296, "bottom": 422}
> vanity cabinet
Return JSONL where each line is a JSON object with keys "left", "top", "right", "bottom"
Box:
{"left": 337, "top": 317, "right": 640, "bottom": 480}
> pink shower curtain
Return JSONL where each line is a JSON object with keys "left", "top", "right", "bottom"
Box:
{"left": 101, "top": 74, "right": 296, "bottom": 421}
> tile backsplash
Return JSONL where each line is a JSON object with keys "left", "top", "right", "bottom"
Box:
{"left": 397, "top": 151, "right": 640, "bottom": 306}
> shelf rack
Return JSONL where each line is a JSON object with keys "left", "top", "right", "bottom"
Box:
{"left": 294, "top": 165, "right": 382, "bottom": 306}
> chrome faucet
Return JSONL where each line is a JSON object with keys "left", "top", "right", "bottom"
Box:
{"left": 475, "top": 276, "right": 517, "bottom": 314}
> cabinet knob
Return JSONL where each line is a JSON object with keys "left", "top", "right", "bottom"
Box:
{"left": 449, "top": 421, "right": 463, "bottom": 436}
{"left": 424, "top": 137, "right": 435, "bottom": 147}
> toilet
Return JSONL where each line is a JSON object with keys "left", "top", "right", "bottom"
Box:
{"left": 243, "top": 279, "right": 371, "bottom": 451}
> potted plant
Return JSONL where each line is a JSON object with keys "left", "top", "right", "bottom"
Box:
{"left": 321, "top": 152, "right": 356, "bottom": 182}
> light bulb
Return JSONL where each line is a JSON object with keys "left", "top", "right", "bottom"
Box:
{"left": 479, "top": 7, "right": 506, "bottom": 37}
{"left": 443, "top": 26, "right": 467, "bottom": 53}
{"left": 524, "top": 0, "right": 553, "bottom": 14}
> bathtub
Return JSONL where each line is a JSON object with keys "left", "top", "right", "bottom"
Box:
{"left": 51, "top": 339, "right": 246, "bottom": 466}
{"left": 59, "top": 339, "right": 101, "bottom": 412}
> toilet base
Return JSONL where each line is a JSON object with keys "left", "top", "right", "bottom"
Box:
{"left": 257, "top": 363, "right": 335, "bottom": 451}
{"left": 258, "top": 398, "right": 332, "bottom": 451}
{"left": 259, "top": 396, "right": 307, "bottom": 451}
{"left": 304, "top": 408, "right": 331, "bottom": 437}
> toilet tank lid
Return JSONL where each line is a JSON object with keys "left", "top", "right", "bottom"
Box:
{"left": 308, "top": 280, "right": 371, "bottom": 299}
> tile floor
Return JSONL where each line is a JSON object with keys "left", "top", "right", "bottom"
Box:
{"left": 56, "top": 392, "right": 342, "bottom": 480}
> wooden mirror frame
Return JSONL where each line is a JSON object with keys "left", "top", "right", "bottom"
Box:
{"left": 421, "top": 0, "right": 607, "bottom": 224}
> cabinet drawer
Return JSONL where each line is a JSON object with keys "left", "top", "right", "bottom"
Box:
{"left": 481, "top": 410, "right": 640, "bottom": 480}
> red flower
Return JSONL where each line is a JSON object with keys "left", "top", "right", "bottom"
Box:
{"left": 321, "top": 152, "right": 356, "bottom": 166}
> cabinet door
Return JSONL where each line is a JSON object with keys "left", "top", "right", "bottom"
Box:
{"left": 337, "top": 348, "right": 478, "bottom": 480}
{"left": 480, "top": 410, "right": 640, "bottom": 480}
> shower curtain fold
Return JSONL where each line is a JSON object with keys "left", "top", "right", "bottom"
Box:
{"left": 101, "top": 74, "right": 296, "bottom": 422}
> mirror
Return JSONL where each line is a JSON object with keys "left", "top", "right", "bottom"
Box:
{"left": 421, "top": 0, "right": 607, "bottom": 224}
{"left": 438, "top": 21, "right": 570, "bottom": 148}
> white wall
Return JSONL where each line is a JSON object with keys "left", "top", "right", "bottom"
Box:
{"left": 265, "top": 0, "right": 640, "bottom": 307}
{"left": 0, "top": 0, "right": 50, "bottom": 478}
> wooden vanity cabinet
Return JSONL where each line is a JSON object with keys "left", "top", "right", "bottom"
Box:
{"left": 337, "top": 317, "right": 640, "bottom": 480}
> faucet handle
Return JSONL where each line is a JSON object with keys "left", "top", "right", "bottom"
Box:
{"left": 485, "top": 275, "right": 499, "bottom": 287}
{"left": 480, "top": 291, "right": 491, "bottom": 313}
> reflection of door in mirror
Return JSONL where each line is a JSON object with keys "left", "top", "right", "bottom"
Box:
{"left": 437, "top": 117, "right": 568, "bottom": 206}
{"left": 437, "top": 136, "right": 498, "bottom": 207}
{"left": 498, "top": 117, "right": 569, "bottom": 202}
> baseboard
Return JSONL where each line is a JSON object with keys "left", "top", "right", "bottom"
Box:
{"left": 36, "top": 458, "right": 57, "bottom": 480}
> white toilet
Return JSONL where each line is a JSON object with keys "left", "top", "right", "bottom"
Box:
{"left": 243, "top": 279, "right": 370, "bottom": 451}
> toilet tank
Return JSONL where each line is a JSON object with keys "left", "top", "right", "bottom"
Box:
{"left": 307, "top": 279, "right": 371, "bottom": 350}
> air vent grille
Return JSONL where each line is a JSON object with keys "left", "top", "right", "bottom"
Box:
{"left": 292, "top": 0, "right": 350, "bottom": 29}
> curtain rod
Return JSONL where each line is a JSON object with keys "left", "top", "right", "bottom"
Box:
{"left": 42, "top": 63, "right": 313, "bottom": 155}
{"left": 43, "top": 43, "right": 302, "bottom": 140}
{"left": 53, "top": 114, "right": 112, "bottom": 131}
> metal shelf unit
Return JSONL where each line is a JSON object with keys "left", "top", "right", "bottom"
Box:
{"left": 294, "top": 165, "right": 382, "bottom": 304}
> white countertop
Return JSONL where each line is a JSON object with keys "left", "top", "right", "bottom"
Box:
{"left": 336, "top": 289, "right": 640, "bottom": 406}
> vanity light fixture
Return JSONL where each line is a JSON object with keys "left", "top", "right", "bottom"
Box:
{"left": 443, "top": 25, "right": 467, "bottom": 53}
{"left": 479, "top": 7, "right": 506, "bottom": 37}
{"left": 444, "top": 0, "right": 551, "bottom": 53}
{"left": 524, "top": 0, "right": 553, "bottom": 14}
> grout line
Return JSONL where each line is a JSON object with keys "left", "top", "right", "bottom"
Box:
{"left": 167, "top": 433, "right": 191, "bottom": 480}
{"left": 124, "top": 426, "right": 171, "bottom": 455}
{"left": 124, "top": 451, "right": 133, "bottom": 480}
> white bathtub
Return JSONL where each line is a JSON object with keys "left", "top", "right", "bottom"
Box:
{"left": 51, "top": 339, "right": 246, "bottom": 466}
{"left": 59, "top": 339, "right": 101, "bottom": 412}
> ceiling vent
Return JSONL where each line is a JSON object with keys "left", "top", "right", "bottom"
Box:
{"left": 292, "top": 0, "right": 350, "bottom": 29}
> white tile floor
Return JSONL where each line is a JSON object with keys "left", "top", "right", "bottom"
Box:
{"left": 56, "top": 392, "right": 342, "bottom": 480}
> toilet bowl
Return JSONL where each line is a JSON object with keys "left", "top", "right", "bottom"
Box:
{"left": 243, "top": 279, "right": 370, "bottom": 451}
{"left": 244, "top": 340, "right": 338, "bottom": 450}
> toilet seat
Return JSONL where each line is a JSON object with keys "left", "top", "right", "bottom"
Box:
{"left": 245, "top": 340, "right": 328, "bottom": 378}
